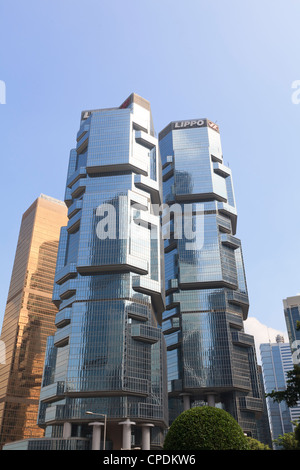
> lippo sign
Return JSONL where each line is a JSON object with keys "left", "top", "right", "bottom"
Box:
{"left": 173, "top": 118, "right": 219, "bottom": 133}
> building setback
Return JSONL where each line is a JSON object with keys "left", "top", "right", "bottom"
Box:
{"left": 0, "top": 195, "right": 67, "bottom": 449}
{"left": 159, "top": 118, "right": 264, "bottom": 438}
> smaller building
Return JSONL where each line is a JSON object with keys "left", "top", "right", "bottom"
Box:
{"left": 260, "top": 336, "right": 300, "bottom": 449}
{"left": 0, "top": 195, "right": 68, "bottom": 449}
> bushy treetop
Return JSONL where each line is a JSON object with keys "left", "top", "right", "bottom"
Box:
{"left": 163, "top": 406, "right": 249, "bottom": 450}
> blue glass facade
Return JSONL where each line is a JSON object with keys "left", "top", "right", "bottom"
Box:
{"left": 260, "top": 338, "right": 300, "bottom": 448}
{"left": 3, "top": 99, "right": 267, "bottom": 450}
{"left": 159, "top": 119, "right": 264, "bottom": 438}
{"left": 37, "top": 94, "right": 168, "bottom": 450}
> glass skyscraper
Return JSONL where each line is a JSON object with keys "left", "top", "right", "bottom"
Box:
{"left": 260, "top": 335, "right": 300, "bottom": 449}
{"left": 283, "top": 295, "right": 300, "bottom": 365}
{"left": 9, "top": 93, "right": 168, "bottom": 451}
{"left": 3, "top": 97, "right": 266, "bottom": 450}
{"left": 159, "top": 118, "right": 263, "bottom": 438}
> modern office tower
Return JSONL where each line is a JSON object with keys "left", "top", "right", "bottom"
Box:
{"left": 283, "top": 295, "right": 300, "bottom": 365}
{"left": 7, "top": 93, "right": 167, "bottom": 451}
{"left": 159, "top": 118, "right": 264, "bottom": 439}
{"left": 260, "top": 336, "right": 300, "bottom": 449}
{"left": 0, "top": 195, "right": 67, "bottom": 449}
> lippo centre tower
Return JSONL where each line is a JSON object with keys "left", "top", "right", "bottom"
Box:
{"left": 37, "top": 94, "right": 168, "bottom": 450}
{"left": 159, "top": 118, "right": 263, "bottom": 439}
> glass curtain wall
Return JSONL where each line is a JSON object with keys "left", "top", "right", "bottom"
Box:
{"left": 159, "top": 119, "right": 264, "bottom": 440}
{"left": 36, "top": 94, "right": 167, "bottom": 450}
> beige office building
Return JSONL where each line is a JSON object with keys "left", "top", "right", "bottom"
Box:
{"left": 0, "top": 194, "right": 67, "bottom": 448}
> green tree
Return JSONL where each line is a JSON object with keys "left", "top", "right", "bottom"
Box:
{"left": 273, "top": 432, "right": 299, "bottom": 450}
{"left": 246, "top": 437, "right": 271, "bottom": 450}
{"left": 163, "top": 406, "right": 249, "bottom": 450}
{"left": 266, "top": 364, "right": 300, "bottom": 407}
{"left": 294, "top": 421, "right": 300, "bottom": 443}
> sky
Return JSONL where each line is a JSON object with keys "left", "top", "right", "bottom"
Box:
{"left": 0, "top": 0, "right": 299, "bottom": 362}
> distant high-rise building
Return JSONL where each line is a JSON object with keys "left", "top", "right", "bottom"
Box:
{"left": 0, "top": 195, "right": 67, "bottom": 449}
{"left": 260, "top": 336, "right": 300, "bottom": 448}
{"left": 159, "top": 118, "right": 264, "bottom": 439}
{"left": 283, "top": 295, "right": 300, "bottom": 365}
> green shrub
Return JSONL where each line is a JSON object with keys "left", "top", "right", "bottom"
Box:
{"left": 273, "top": 431, "right": 300, "bottom": 450}
{"left": 246, "top": 437, "right": 271, "bottom": 450}
{"left": 163, "top": 406, "right": 249, "bottom": 450}
{"left": 294, "top": 422, "right": 300, "bottom": 445}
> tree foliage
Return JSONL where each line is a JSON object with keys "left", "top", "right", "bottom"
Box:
{"left": 273, "top": 422, "right": 300, "bottom": 450}
{"left": 246, "top": 437, "right": 271, "bottom": 450}
{"left": 294, "top": 422, "right": 300, "bottom": 443}
{"left": 163, "top": 406, "right": 249, "bottom": 450}
{"left": 273, "top": 432, "right": 300, "bottom": 450}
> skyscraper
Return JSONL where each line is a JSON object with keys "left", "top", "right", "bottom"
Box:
{"left": 0, "top": 195, "right": 67, "bottom": 449}
{"left": 260, "top": 336, "right": 300, "bottom": 448}
{"left": 3, "top": 97, "right": 266, "bottom": 450}
{"left": 283, "top": 295, "right": 300, "bottom": 365}
{"left": 13, "top": 94, "right": 167, "bottom": 451}
{"left": 159, "top": 118, "right": 264, "bottom": 438}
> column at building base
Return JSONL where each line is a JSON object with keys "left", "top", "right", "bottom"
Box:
{"left": 63, "top": 422, "right": 72, "bottom": 439}
{"left": 180, "top": 393, "right": 192, "bottom": 410}
{"left": 207, "top": 394, "right": 216, "bottom": 407}
{"left": 88, "top": 422, "right": 104, "bottom": 450}
{"left": 118, "top": 419, "right": 136, "bottom": 450}
{"left": 141, "top": 423, "right": 154, "bottom": 450}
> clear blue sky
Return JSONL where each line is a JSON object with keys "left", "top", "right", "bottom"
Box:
{"left": 1, "top": 0, "right": 300, "bottom": 350}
